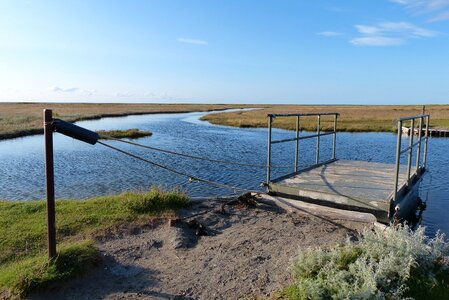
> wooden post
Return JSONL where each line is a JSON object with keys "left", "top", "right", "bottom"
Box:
{"left": 44, "top": 109, "right": 57, "bottom": 259}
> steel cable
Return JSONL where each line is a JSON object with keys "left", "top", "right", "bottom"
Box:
{"left": 99, "top": 134, "right": 292, "bottom": 169}
{"left": 97, "top": 140, "right": 258, "bottom": 193}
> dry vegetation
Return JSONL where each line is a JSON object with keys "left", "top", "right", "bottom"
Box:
{"left": 2, "top": 103, "right": 449, "bottom": 140}
{"left": 202, "top": 105, "right": 449, "bottom": 132}
{"left": 96, "top": 128, "right": 152, "bottom": 139}
{"left": 0, "top": 103, "right": 253, "bottom": 140}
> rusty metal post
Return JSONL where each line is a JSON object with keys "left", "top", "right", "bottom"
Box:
{"left": 393, "top": 120, "right": 402, "bottom": 203}
{"left": 267, "top": 115, "right": 273, "bottom": 186}
{"left": 332, "top": 114, "right": 337, "bottom": 160}
{"left": 406, "top": 118, "right": 414, "bottom": 181}
{"left": 415, "top": 116, "right": 423, "bottom": 172}
{"left": 44, "top": 109, "right": 57, "bottom": 260}
{"left": 316, "top": 115, "right": 320, "bottom": 164}
{"left": 423, "top": 115, "right": 430, "bottom": 168}
{"left": 294, "top": 116, "right": 299, "bottom": 172}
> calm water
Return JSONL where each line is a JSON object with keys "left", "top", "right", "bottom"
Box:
{"left": 0, "top": 110, "right": 447, "bottom": 236}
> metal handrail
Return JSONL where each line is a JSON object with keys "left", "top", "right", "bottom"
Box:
{"left": 271, "top": 132, "right": 334, "bottom": 144}
{"left": 393, "top": 114, "right": 430, "bottom": 203}
{"left": 266, "top": 112, "right": 339, "bottom": 184}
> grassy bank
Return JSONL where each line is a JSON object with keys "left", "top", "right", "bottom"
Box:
{"left": 202, "top": 105, "right": 449, "bottom": 132}
{"left": 0, "top": 103, "right": 253, "bottom": 140}
{"left": 0, "top": 188, "right": 189, "bottom": 298}
{"left": 4, "top": 103, "right": 449, "bottom": 141}
{"left": 278, "top": 226, "right": 449, "bottom": 300}
{"left": 96, "top": 128, "right": 152, "bottom": 139}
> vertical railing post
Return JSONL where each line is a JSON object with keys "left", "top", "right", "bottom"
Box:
{"left": 267, "top": 115, "right": 272, "bottom": 185}
{"left": 44, "top": 109, "right": 57, "bottom": 260}
{"left": 332, "top": 114, "right": 337, "bottom": 160}
{"left": 393, "top": 120, "right": 402, "bottom": 203}
{"left": 406, "top": 119, "right": 414, "bottom": 182}
{"left": 423, "top": 115, "right": 430, "bottom": 168}
{"left": 294, "top": 116, "right": 299, "bottom": 172}
{"left": 415, "top": 116, "right": 423, "bottom": 172}
{"left": 316, "top": 115, "right": 320, "bottom": 164}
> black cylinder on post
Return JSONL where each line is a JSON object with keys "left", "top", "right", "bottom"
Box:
{"left": 53, "top": 119, "right": 99, "bottom": 145}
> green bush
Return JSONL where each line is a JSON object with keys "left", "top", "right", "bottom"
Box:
{"left": 281, "top": 226, "right": 449, "bottom": 300}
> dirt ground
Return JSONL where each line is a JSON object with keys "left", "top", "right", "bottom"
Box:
{"left": 30, "top": 195, "right": 373, "bottom": 300}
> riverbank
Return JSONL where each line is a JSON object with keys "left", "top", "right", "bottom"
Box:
{"left": 28, "top": 194, "right": 373, "bottom": 300}
{"left": 3, "top": 103, "right": 449, "bottom": 141}
{"left": 2, "top": 192, "right": 448, "bottom": 299}
{"left": 201, "top": 105, "right": 449, "bottom": 132}
{"left": 0, "top": 188, "right": 189, "bottom": 298}
{"left": 0, "top": 190, "right": 370, "bottom": 299}
{"left": 0, "top": 103, "right": 255, "bottom": 140}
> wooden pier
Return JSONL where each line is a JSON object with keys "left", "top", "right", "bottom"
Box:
{"left": 402, "top": 126, "right": 449, "bottom": 137}
{"left": 266, "top": 113, "right": 429, "bottom": 224}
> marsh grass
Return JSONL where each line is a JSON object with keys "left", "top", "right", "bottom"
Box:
{"left": 278, "top": 226, "right": 449, "bottom": 300}
{"left": 202, "top": 105, "right": 449, "bottom": 132}
{"left": 0, "top": 103, "right": 252, "bottom": 140}
{"left": 96, "top": 128, "right": 152, "bottom": 139}
{"left": 0, "top": 188, "right": 189, "bottom": 297}
{"left": 122, "top": 188, "right": 189, "bottom": 214}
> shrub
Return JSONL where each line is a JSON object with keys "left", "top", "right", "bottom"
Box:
{"left": 281, "top": 226, "right": 449, "bottom": 300}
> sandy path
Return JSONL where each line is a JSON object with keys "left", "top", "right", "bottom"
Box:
{"left": 31, "top": 195, "right": 371, "bottom": 300}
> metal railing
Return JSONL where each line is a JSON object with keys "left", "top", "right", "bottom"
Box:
{"left": 266, "top": 112, "right": 339, "bottom": 184}
{"left": 393, "top": 114, "right": 430, "bottom": 203}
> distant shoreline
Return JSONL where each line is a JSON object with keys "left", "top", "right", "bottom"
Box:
{"left": 1, "top": 103, "right": 449, "bottom": 140}
{"left": 0, "top": 103, "right": 255, "bottom": 141}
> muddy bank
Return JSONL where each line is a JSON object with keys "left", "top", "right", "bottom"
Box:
{"left": 30, "top": 195, "right": 374, "bottom": 300}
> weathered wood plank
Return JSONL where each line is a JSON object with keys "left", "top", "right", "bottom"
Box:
{"left": 268, "top": 159, "right": 420, "bottom": 223}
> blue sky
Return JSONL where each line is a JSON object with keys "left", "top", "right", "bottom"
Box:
{"left": 1, "top": 0, "right": 449, "bottom": 104}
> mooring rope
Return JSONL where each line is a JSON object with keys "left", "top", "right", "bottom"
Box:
{"left": 97, "top": 140, "right": 258, "bottom": 194}
{"left": 99, "top": 134, "right": 292, "bottom": 169}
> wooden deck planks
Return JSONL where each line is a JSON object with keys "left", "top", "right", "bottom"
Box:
{"left": 269, "top": 160, "right": 412, "bottom": 220}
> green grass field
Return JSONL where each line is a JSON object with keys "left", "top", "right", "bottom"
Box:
{"left": 0, "top": 188, "right": 189, "bottom": 298}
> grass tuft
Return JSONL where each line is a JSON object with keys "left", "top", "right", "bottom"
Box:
{"left": 122, "top": 188, "right": 189, "bottom": 214}
{"left": 278, "top": 226, "right": 449, "bottom": 300}
{"left": 96, "top": 128, "right": 152, "bottom": 139}
{"left": 0, "top": 241, "right": 100, "bottom": 298}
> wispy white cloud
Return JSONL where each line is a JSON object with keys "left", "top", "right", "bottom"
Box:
{"left": 51, "top": 86, "right": 78, "bottom": 93}
{"left": 390, "top": 0, "right": 449, "bottom": 10}
{"left": 115, "top": 91, "right": 136, "bottom": 98}
{"left": 81, "top": 89, "right": 97, "bottom": 96}
{"left": 390, "top": 0, "right": 449, "bottom": 22}
{"left": 177, "top": 37, "right": 208, "bottom": 45}
{"left": 317, "top": 31, "right": 343, "bottom": 37}
{"left": 350, "top": 21, "right": 437, "bottom": 46}
{"left": 115, "top": 91, "right": 174, "bottom": 100}
{"left": 428, "top": 10, "right": 449, "bottom": 21}
{"left": 351, "top": 36, "right": 405, "bottom": 46}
